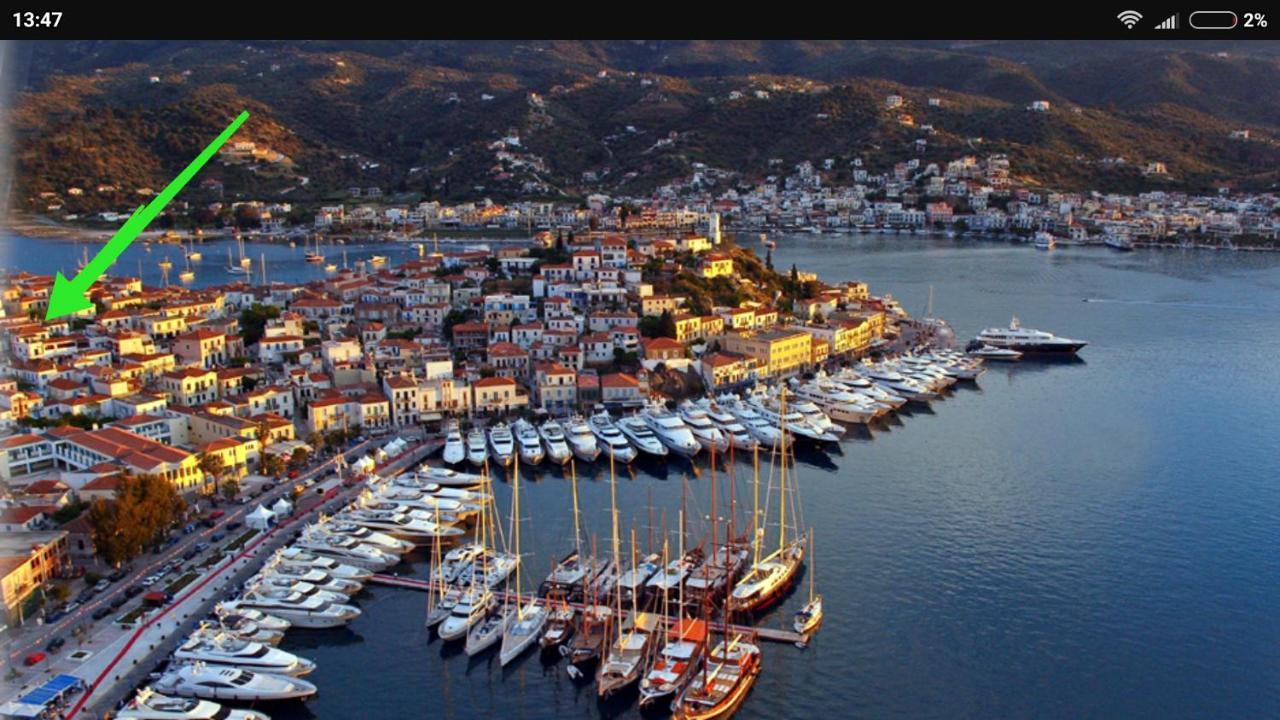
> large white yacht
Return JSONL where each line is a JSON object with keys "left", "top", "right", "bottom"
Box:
{"left": 229, "top": 590, "right": 361, "bottom": 629}
{"left": 152, "top": 663, "right": 317, "bottom": 702}
{"left": 785, "top": 395, "right": 848, "bottom": 437}
{"left": 290, "top": 532, "right": 396, "bottom": 571}
{"left": 465, "top": 604, "right": 512, "bottom": 656}
{"left": 825, "top": 370, "right": 907, "bottom": 410}
{"left": 487, "top": 423, "right": 516, "bottom": 467}
{"left": 862, "top": 365, "right": 937, "bottom": 403}
{"left": 789, "top": 380, "right": 881, "bottom": 424}
{"left": 206, "top": 615, "right": 284, "bottom": 646}
{"left": 114, "top": 688, "right": 270, "bottom": 720}
{"left": 695, "top": 399, "right": 758, "bottom": 452}
{"left": 746, "top": 392, "right": 839, "bottom": 443}
{"left": 973, "top": 317, "right": 1087, "bottom": 355}
{"left": 414, "top": 466, "right": 488, "bottom": 488}
{"left": 273, "top": 548, "right": 374, "bottom": 582}
{"left": 452, "top": 550, "right": 519, "bottom": 590}
{"left": 339, "top": 508, "right": 464, "bottom": 541}
{"left": 430, "top": 544, "right": 486, "bottom": 586}
{"left": 316, "top": 519, "right": 415, "bottom": 554}
{"left": 676, "top": 401, "right": 730, "bottom": 454}
{"left": 364, "top": 487, "right": 469, "bottom": 519}
{"left": 588, "top": 411, "right": 638, "bottom": 463}
{"left": 173, "top": 632, "right": 315, "bottom": 676}
{"left": 512, "top": 419, "right": 545, "bottom": 465}
{"left": 537, "top": 419, "right": 574, "bottom": 465}
{"left": 618, "top": 414, "right": 668, "bottom": 458}
{"left": 563, "top": 415, "right": 601, "bottom": 463}
{"left": 466, "top": 429, "right": 489, "bottom": 467}
{"left": 212, "top": 605, "right": 291, "bottom": 634}
{"left": 253, "top": 569, "right": 362, "bottom": 597}
{"left": 718, "top": 395, "right": 785, "bottom": 448}
{"left": 441, "top": 421, "right": 466, "bottom": 465}
{"left": 640, "top": 403, "right": 701, "bottom": 457}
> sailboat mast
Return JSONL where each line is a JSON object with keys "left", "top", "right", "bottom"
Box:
{"left": 779, "top": 394, "right": 788, "bottom": 553}
{"left": 752, "top": 444, "right": 761, "bottom": 567}
{"left": 512, "top": 458, "right": 522, "bottom": 619}
{"left": 570, "top": 460, "right": 582, "bottom": 556}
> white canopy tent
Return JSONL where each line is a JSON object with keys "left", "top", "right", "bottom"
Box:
{"left": 245, "top": 504, "right": 276, "bottom": 530}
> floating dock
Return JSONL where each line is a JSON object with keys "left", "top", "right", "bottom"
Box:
{"left": 369, "top": 573, "right": 805, "bottom": 644}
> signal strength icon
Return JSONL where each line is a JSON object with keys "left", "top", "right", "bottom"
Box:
{"left": 1117, "top": 10, "right": 1144, "bottom": 28}
{"left": 1155, "top": 14, "right": 1179, "bottom": 29}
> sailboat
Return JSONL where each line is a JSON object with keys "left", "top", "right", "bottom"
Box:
{"left": 179, "top": 252, "right": 196, "bottom": 284}
{"left": 792, "top": 531, "right": 823, "bottom": 643}
{"left": 225, "top": 247, "right": 251, "bottom": 276}
{"left": 186, "top": 239, "right": 202, "bottom": 262}
{"left": 305, "top": 235, "right": 325, "bottom": 264}
{"left": 597, "top": 454, "right": 659, "bottom": 697}
{"left": 670, "top": 633, "right": 761, "bottom": 720}
{"left": 499, "top": 461, "right": 549, "bottom": 665}
{"left": 728, "top": 397, "right": 806, "bottom": 614}
{"left": 238, "top": 236, "right": 252, "bottom": 270}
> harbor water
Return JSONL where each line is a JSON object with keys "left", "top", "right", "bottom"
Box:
{"left": 5, "top": 232, "right": 1280, "bottom": 718}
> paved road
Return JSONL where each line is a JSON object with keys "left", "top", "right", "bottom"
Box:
{"left": 2, "top": 436, "right": 395, "bottom": 682}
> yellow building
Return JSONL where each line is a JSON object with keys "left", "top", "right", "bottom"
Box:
{"left": 674, "top": 314, "right": 702, "bottom": 343}
{"left": 719, "top": 329, "right": 812, "bottom": 378}
{"left": 159, "top": 368, "right": 218, "bottom": 406}
{"left": 0, "top": 531, "right": 69, "bottom": 623}
{"left": 700, "top": 253, "right": 734, "bottom": 279}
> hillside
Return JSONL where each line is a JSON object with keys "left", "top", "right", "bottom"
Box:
{"left": 10, "top": 40, "right": 1280, "bottom": 215}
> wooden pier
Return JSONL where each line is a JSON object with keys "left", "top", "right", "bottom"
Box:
{"left": 369, "top": 573, "right": 806, "bottom": 645}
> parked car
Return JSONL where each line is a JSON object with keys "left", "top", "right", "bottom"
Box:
{"left": 45, "top": 636, "right": 65, "bottom": 653}
{"left": 23, "top": 652, "right": 45, "bottom": 666}
{"left": 182, "top": 549, "right": 198, "bottom": 561}
{"left": 124, "top": 585, "right": 144, "bottom": 598}
{"left": 107, "top": 567, "right": 130, "bottom": 582}
{"left": 45, "top": 608, "right": 67, "bottom": 623}
{"left": 140, "top": 575, "right": 161, "bottom": 588}
{"left": 194, "top": 542, "right": 210, "bottom": 552}
{"left": 63, "top": 601, "right": 80, "bottom": 614}
{"left": 93, "top": 580, "right": 110, "bottom": 593}
{"left": 108, "top": 595, "right": 127, "bottom": 609}
{"left": 211, "top": 533, "right": 225, "bottom": 542}
{"left": 76, "top": 589, "right": 95, "bottom": 604}
{"left": 91, "top": 606, "right": 111, "bottom": 621}
{"left": 226, "top": 521, "right": 242, "bottom": 532}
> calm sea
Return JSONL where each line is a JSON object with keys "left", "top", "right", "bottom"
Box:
{"left": 5, "top": 232, "right": 1280, "bottom": 718}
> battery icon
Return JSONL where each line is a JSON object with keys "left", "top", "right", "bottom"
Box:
{"left": 1189, "top": 10, "right": 1239, "bottom": 29}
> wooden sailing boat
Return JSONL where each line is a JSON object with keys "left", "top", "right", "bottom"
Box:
{"left": 500, "top": 459, "right": 549, "bottom": 665}
{"left": 564, "top": 535, "right": 610, "bottom": 677}
{"left": 728, "top": 394, "right": 806, "bottom": 614}
{"left": 793, "top": 530, "right": 823, "bottom": 643}
{"left": 541, "top": 461, "right": 589, "bottom": 600}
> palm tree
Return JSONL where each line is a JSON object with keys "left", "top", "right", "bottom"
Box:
{"left": 197, "top": 452, "right": 225, "bottom": 496}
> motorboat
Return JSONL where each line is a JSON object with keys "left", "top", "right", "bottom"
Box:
{"left": 564, "top": 415, "right": 602, "bottom": 463}
{"left": 669, "top": 637, "right": 761, "bottom": 720}
{"left": 789, "top": 380, "right": 881, "bottom": 424}
{"left": 212, "top": 605, "right": 291, "bottom": 635}
{"left": 695, "top": 400, "right": 758, "bottom": 452}
{"left": 588, "top": 411, "right": 637, "bottom": 463}
{"left": 152, "top": 663, "right": 316, "bottom": 703}
{"left": 364, "top": 488, "right": 470, "bottom": 519}
{"left": 255, "top": 567, "right": 363, "bottom": 596}
{"left": 861, "top": 365, "right": 937, "bottom": 403}
{"left": 316, "top": 519, "right": 415, "bottom": 554}
{"left": 638, "top": 619, "right": 709, "bottom": 709}
{"left": 466, "top": 604, "right": 513, "bottom": 656}
{"left": 488, "top": 423, "right": 516, "bottom": 467}
{"left": 430, "top": 544, "right": 486, "bottom": 586}
{"left": 290, "top": 531, "right": 396, "bottom": 571}
{"left": 437, "top": 588, "right": 496, "bottom": 642}
{"left": 339, "top": 508, "right": 463, "bottom": 541}
{"left": 677, "top": 401, "right": 730, "bottom": 454}
{"left": 718, "top": 395, "right": 785, "bottom": 448}
{"left": 205, "top": 615, "right": 284, "bottom": 646}
{"left": 640, "top": 403, "right": 701, "bottom": 457}
{"left": 399, "top": 466, "right": 487, "bottom": 488}
{"left": 442, "top": 422, "right": 466, "bottom": 465}
{"left": 174, "top": 631, "right": 315, "bottom": 676}
{"left": 618, "top": 415, "right": 668, "bottom": 458}
{"left": 425, "top": 587, "right": 461, "bottom": 628}
{"left": 784, "top": 395, "right": 848, "bottom": 436}
{"left": 453, "top": 550, "right": 519, "bottom": 590}
{"left": 967, "top": 344, "right": 1023, "bottom": 361}
{"left": 973, "top": 317, "right": 1087, "bottom": 355}
{"left": 512, "top": 419, "right": 545, "bottom": 465}
{"left": 537, "top": 419, "right": 574, "bottom": 465}
{"left": 746, "top": 393, "right": 839, "bottom": 444}
{"left": 273, "top": 548, "right": 373, "bottom": 582}
{"left": 113, "top": 688, "right": 269, "bottom": 720}
{"left": 229, "top": 590, "right": 361, "bottom": 629}
{"left": 466, "top": 429, "right": 489, "bottom": 467}
{"left": 597, "top": 612, "right": 661, "bottom": 698}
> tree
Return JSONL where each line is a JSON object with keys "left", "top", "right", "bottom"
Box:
{"left": 239, "top": 304, "right": 282, "bottom": 347}
{"left": 261, "top": 453, "right": 285, "bottom": 478}
{"left": 86, "top": 473, "right": 185, "bottom": 567}
{"left": 48, "top": 584, "right": 70, "bottom": 604}
{"left": 657, "top": 310, "right": 677, "bottom": 339}
{"left": 255, "top": 419, "right": 273, "bottom": 451}
{"left": 289, "top": 447, "right": 311, "bottom": 472}
{"left": 220, "top": 478, "right": 240, "bottom": 501}
{"left": 197, "top": 453, "right": 225, "bottom": 495}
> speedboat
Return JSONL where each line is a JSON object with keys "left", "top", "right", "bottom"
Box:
{"left": 438, "top": 588, "right": 496, "bottom": 642}
{"left": 152, "top": 663, "right": 316, "bottom": 702}
{"left": 441, "top": 421, "right": 466, "bottom": 465}
{"left": 273, "top": 548, "right": 373, "bottom": 582}
{"left": 537, "top": 419, "right": 574, "bottom": 465}
{"left": 512, "top": 419, "right": 545, "bottom": 465}
{"left": 967, "top": 344, "right": 1023, "bottom": 361}
{"left": 174, "top": 631, "right": 315, "bottom": 677}
{"left": 291, "top": 531, "right": 396, "bottom": 571}
{"left": 618, "top": 415, "right": 668, "bottom": 458}
{"left": 466, "top": 430, "right": 489, "bottom": 467}
{"left": 640, "top": 403, "right": 701, "bottom": 457}
{"left": 488, "top": 423, "right": 516, "bottom": 467}
{"left": 677, "top": 401, "right": 730, "bottom": 454}
{"left": 230, "top": 590, "right": 361, "bottom": 629}
{"left": 114, "top": 688, "right": 269, "bottom": 720}
{"left": 973, "top": 317, "right": 1087, "bottom": 355}
{"left": 638, "top": 618, "right": 709, "bottom": 709}
{"left": 597, "top": 612, "right": 661, "bottom": 698}
{"left": 588, "top": 411, "right": 637, "bottom": 463}
{"left": 564, "top": 415, "right": 601, "bottom": 463}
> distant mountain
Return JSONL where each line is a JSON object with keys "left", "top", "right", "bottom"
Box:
{"left": 10, "top": 40, "right": 1280, "bottom": 215}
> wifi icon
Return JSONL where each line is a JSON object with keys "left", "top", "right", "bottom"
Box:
{"left": 1117, "top": 10, "right": 1144, "bottom": 28}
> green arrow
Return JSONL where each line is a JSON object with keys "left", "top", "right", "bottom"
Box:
{"left": 45, "top": 110, "right": 250, "bottom": 321}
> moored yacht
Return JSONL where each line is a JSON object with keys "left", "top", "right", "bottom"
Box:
{"left": 696, "top": 400, "right": 758, "bottom": 452}
{"left": 789, "top": 380, "right": 881, "bottom": 424}
{"left": 512, "top": 419, "right": 545, "bottom": 465}
{"left": 213, "top": 605, "right": 291, "bottom": 634}
{"left": 228, "top": 590, "right": 361, "bottom": 629}
{"left": 113, "top": 688, "right": 269, "bottom": 720}
{"left": 339, "top": 507, "right": 464, "bottom": 541}
{"left": 273, "top": 548, "right": 373, "bottom": 582}
{"left": 152, "top": 663, "right": 316, "bottom": 703}
{"left": 670, "top": 636, "right": 761, "bottom": 720}
{"left": 718, "top": 395, "right": 785, "bottom": 448}
{"left": 537, "top": 419, "right": 574, "bottom": 465}
{"left": 317, "top": 519, "right": 415, "bottom": 554}
{"left": 967, "top": 344, "right": 1023, "bottom": 361}
{"left": 174, "top": 632, "right": 314, "bottom": 677}
{"left": 641, "top": 403, "right": 701, "bottom": 457}
{"left": 638, "top": 618, "right": 709, "bottom": 709}
{"left": 441, "top": 421, "right": 466, "bottom": 465}
{"left": 488, "top": 423, "right": 516, "bottom": 467}
{"left": 253, "top": 571, "right": 361, "bottom": 599}
{"left": 747, "top": 393, "right": 839, "bottom": 444}
{"left": 466, "top": 429, "right": 489, "bottom": 467}
{"left": 677, "top": 401, "right": 730, "bottom": 454}
{"left": 597, "top": 612, "right": 660, "bottom": 698}
{"left": 437, "top": 588, "right": 496, "bottom": 642}
{"left": 588, "top": 411, "right": 638, "bottom": 463}
{"left": 618, "top": 414, "right": 668, "bottom": 458}
{"left": 290, "top": 531, "right": 396, "bottom": 571}
{"left": 564, "top": 415, "right": 602, "bottom": 463}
